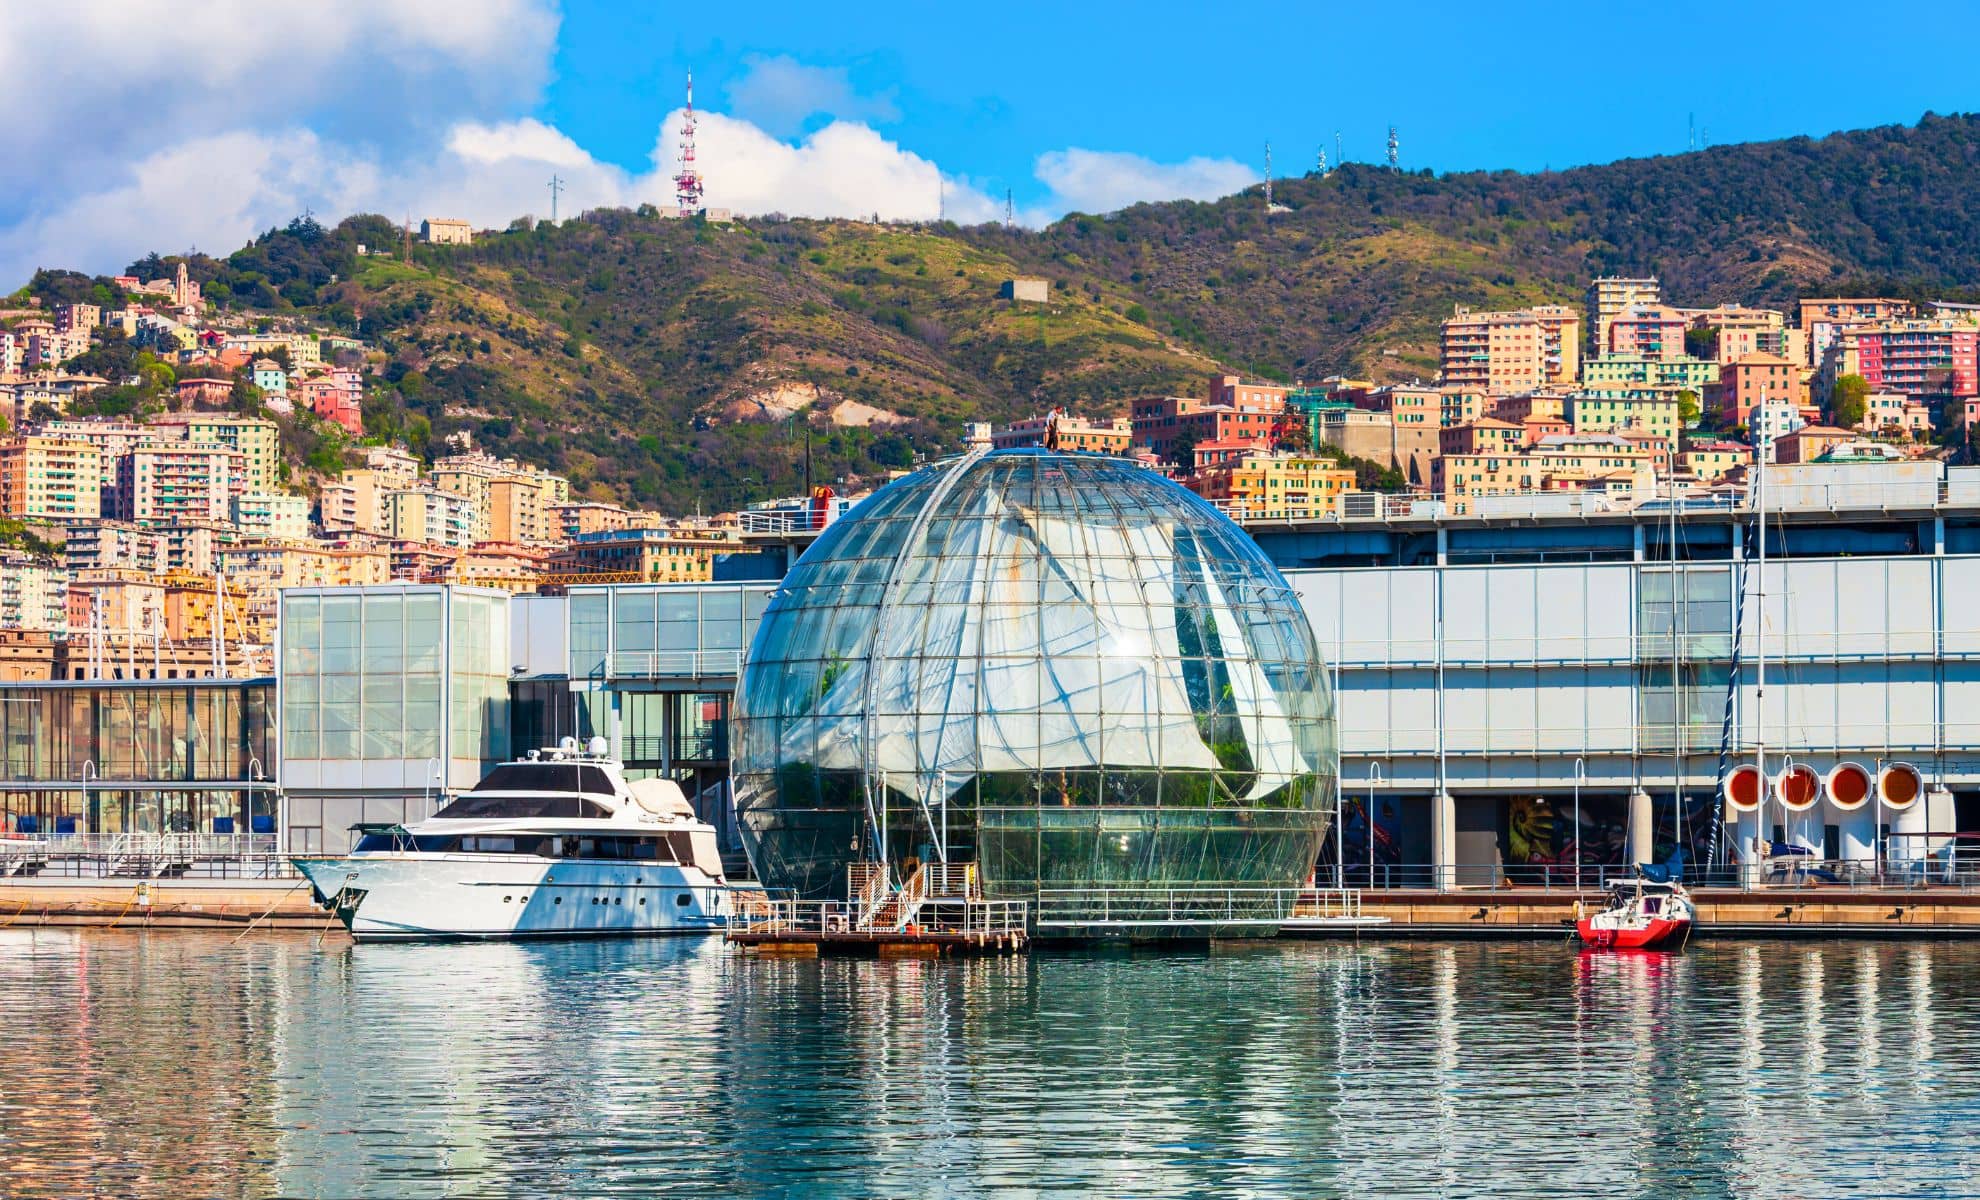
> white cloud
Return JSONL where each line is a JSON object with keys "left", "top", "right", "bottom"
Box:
{"left": 723, "top": 55, "right": 899, "bottom": 138}
{"left": 1034, "top": 148, "right": 1258, "bottom": 215}
{"left": 0, "top": 16, "right": 1268, "bottom": 285}
{"left": 0, "top": 0, "right": 559, "bottom": 217}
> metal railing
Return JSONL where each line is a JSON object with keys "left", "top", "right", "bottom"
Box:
{"left": 0, "top": 832, "right": 294, "bottom": 881}
{"left": 1036, "top": 886, "right": 1330, "bottom": 928}
{"left": 729, "top": 896, "right": 1028, "bottom": 942}
{"left": 1314, "top": 854, "right": 1980, "bottom": 892}
{"left": 607, "top": 649, "right": 744, "bottom": 679}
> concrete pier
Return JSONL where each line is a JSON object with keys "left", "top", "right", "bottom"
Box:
{"left": 1280, "top": 888, "right": 1980, "bottom": 939}
{"left": 0, "top": 879, "right": 324, "bottom": 930}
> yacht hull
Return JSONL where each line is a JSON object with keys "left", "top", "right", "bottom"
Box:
{"left": 294, "top": 855, "right": 730, "bottom": 942}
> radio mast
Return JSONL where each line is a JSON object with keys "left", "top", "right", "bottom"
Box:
{"left": 674, "top": 72, "right": 705, "bottom": 217}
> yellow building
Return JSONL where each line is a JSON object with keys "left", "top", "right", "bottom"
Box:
{"left": 1434, "top": 434, "right": 1657, "bottom": 512}
{"left": 1440, "top": 305, "right": 1581, "bottom": 394}
{"left": 1679, "top": 442, "right": 1750, "bottom": 481}
{"left": 547, "top": 526, "right": 739, "bottom": 582}
{"left": 158, "top": 571, "right": 257, "bottom": 642}
{"left": 0, "top": 436, "right": 102, "bottom": 520}
{"left": 1188, "top": 450, "right": 1359, "bottom": 517}
{"left": 431, "top": 453, "right": 570, "bottom": 544}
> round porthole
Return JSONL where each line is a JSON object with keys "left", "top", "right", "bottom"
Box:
{"left": 614, "top": 898, "right": 623, "bottom": 906}
{"left": 503, "top": 895, "right": 512, "bottom": 903}
{"left": 675, "top": 894, "right": 692, "bottom": 908}
{"left": 554, "top": 896, "right": 563, "bottom": 905}
{"left": 639, "top": 897, "right": 647, "bottom": 906}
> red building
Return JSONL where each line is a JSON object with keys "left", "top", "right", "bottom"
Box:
{"left": 1852, "top": 324, "right": 1979, "bottom": 399}
{"left": 1131, "top": 395, "right": 1278, "bottom": 458}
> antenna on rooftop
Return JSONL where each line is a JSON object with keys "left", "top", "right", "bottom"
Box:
{"left": 1387, "top": 125, "right": 1399, "bottom": 170}
{"left": 548, "top": 174, "right": 564, "bottom": 225}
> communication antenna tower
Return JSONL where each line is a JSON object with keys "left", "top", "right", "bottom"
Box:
{"left": 1317, "top": 144, "right": 1329, "bottom": 176}
{"left": 937, "top": 174, "right": 945, "bottom": 222}
{"left": 548, "top": 174, "right": 564, "bottom": 225}
{"left": 1004, "top": 188, "right": 1015, "bottom": 228}
{"left": 1688, "top": 112, "right": 1696, "bottom": 153}
{"left": 674, "top": 72, "right": 706, "bottom": 217}
{"left": 1263, "top": 142, "right": 1273, "bottom": 209}
{"left": 1335, "top": 130, "right": 1344, "bottom": 169}
{"left": 1387, "top": 125, "right": 1399, "bottom": 170}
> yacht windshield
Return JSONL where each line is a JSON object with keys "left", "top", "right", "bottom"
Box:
{"left": 432, "top": 791, "right": 615, "bottom": 820}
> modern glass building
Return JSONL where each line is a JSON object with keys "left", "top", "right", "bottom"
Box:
{"left": 277, "top": 585, "right": 511, "bottom": 852}
{"left": 730, "top": 450, "right": 1339, "bottom": 902}
{"left": 0, "top": 680, "right": 274, "bottom": 834}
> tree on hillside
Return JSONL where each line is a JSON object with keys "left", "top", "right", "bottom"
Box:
{"left": 1676, "top": 389, "right": 1701, "bottom": 427}
{"left": 1831, "top": 373, "right": 1870, "bottom": 429}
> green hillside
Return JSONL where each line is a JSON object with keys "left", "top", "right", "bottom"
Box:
{"left": 32, "top": 111, "right": 1980, "bottom": 510}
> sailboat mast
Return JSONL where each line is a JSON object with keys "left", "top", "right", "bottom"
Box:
{"left": 1753, "top": 428, "right": 1769, "bottom": 866}
{"left": 1669, "top": 463, "right": 1682, "bottom": 860}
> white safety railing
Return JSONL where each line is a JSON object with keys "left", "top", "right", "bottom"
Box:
{"left": 1035, "top": 886, "right": 1328, "bottom": 928}
{"left": 607, "top": 649, "right": 745, "bottom": 679}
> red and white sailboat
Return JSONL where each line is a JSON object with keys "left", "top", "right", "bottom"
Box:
{"left": 1576, "top": 876, "right": 1695, "bottom": 950}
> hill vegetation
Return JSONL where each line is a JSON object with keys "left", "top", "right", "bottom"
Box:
{"left": 28, "top": 111, "right": 1980, "bottom": 510}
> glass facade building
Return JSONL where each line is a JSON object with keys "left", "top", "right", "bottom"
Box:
{"left": 278, "top": 585, "right": 511, "bottom": 852}
{"left": 731, "top": 450, "right": 1338, "bottom": 901}
{"left": 0, "top": 680, "right": 273, "bottom": 834}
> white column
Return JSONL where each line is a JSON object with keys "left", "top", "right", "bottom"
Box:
{"left": 1431, "top": 791, "right": 1457, "bottom": 892}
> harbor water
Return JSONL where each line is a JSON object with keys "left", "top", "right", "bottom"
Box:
{"left": 3, "top": 931, "right": 1978, "bottom": 1198}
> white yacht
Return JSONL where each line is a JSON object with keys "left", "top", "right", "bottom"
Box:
{"left": 293, "top": 738, "right": 734, "bottom": 942}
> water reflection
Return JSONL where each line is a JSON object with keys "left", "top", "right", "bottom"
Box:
{"left": 1, "top": 932, "right": 1977, "bottom": 1198}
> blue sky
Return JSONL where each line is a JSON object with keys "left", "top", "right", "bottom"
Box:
{"left": 0, "top": 1, "right": 1974, "bottom": 285}
{"left": 542, "top": 0, "right": 1979, "bottom": 205}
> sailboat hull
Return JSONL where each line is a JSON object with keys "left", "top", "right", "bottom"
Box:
{"left": 1575, "top": 915, "right": 1690, "bottom": 950}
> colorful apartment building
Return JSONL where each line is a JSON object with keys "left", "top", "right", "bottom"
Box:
{"left": 1798, "top": 298, "right": 1912, "bottom": 367}
{"left": 548, "top": 526, "right": 740, "bottom": 582}
{"left": 384, "top": 487, "right": 477, "bottom": 549}
{"left": 1580, "top": 354, "right": 1718, "bottom": 392}
{"left": 1439, "top": 306, "right": 1580, "bottom": 394}
{"left": 1604, "top": 305, "right": 1690, "bottom": 361}
{"left": 1130, "top": 395, "right": 1280, "bottom": 458}
{"left": 1679, "top": 441, "right": 1749, "bottom": 481}
{"left": 1714, "top": 353, "right": 1804, "bottom": 427}
{"left": 1774, "top": 425, "right": 1861, "bottom": 465}
{"left": 1585, "top": 277, "right": 1660, "bottom": 353}
{"left": 115, "top": 443, "right": 243, "bottom": 524}
{"left": 1185, "top": 449, "right": 1358, "bottom": 517}
{"left": 1438, "top": 418, "right": 1524, "bottom": 457}
{"left": 1432, "top": 434, "right": 1657, "bottom": 511}
{"left": 430, "top": 453, "right": 571, "bottom": 544}
{"left": 992, "top": 413, "right": 1134, "bottom": 454}
{"left": 149, "top": 414, "right": 282, "bottom": 494}
{"left": 0, "top": 437, "right": 102, "bottom": 521}
{"left": 232, "top": 491, "right": 311, "bottom": 540}
{"left": 1834, "top": 320, "right": 1980, "bottom": 400}
{"left": 0, "top": 557, "right": 67, "bottom": 631}
{"left": 1566, "top": 395, "right": 1680, "bottom": 444}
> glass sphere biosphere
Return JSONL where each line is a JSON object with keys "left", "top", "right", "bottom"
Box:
{"left": 731, "top": 449, "right": 1336, "bottom": 904}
